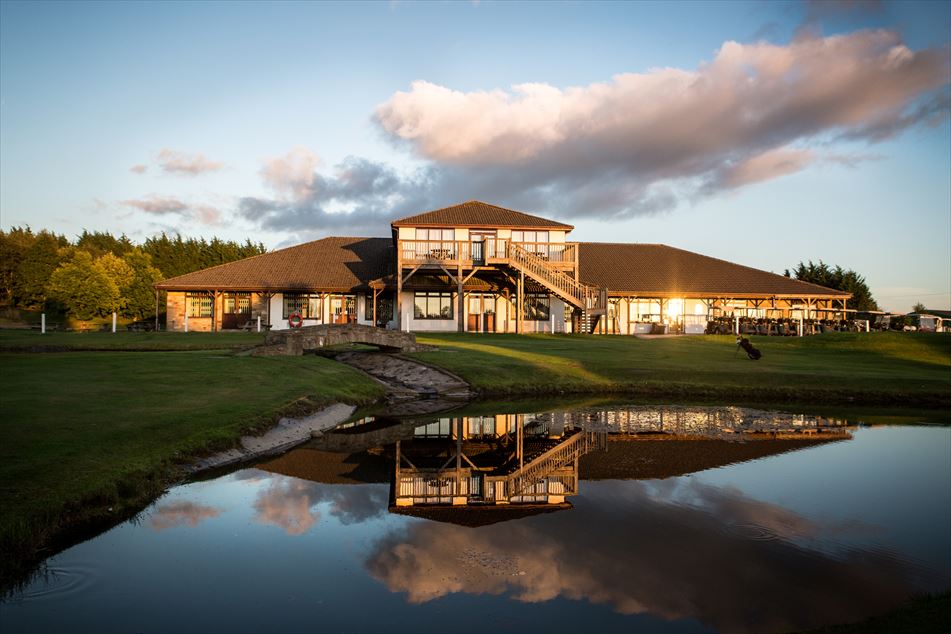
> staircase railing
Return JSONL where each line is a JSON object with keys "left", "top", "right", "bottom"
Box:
{"left": 507, "top": 241, "right": 597, "bottom": 309}
{"left": 504, "top": 429, "right": 604, "bottom": 498}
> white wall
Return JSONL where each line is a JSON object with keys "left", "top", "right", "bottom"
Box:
{"left": 398, "top": 291, "right": 572, "bottom": 333}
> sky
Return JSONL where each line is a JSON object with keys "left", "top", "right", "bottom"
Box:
{"left": 1, "top": 0, "right": 949, "bottom": 312}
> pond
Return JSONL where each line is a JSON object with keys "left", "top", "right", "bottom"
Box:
{"left": 2, "top": 403, "right": 949, "bottom": 633}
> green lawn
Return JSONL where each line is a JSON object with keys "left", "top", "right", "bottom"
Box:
{"left": 0, "top": 329, "right": 266, "bottom": 351}
{"left": 410, "top": 332, "right": 951, "bottom": 405}
{"left": 0, "top": 348, "right": 384, "bottom": 570}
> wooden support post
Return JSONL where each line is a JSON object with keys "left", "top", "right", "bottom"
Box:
{"left": 396, "top": 261, "right": 403, "bottom": 331}
{"left": 457, "top": 264, "right": 464, "bottom": 332}
{"left": 212, "top": 290, "right": 219, "bottom": 332}
{"left": 518, "top": 413, "right": 523, "bottom": 471}
{"left": 456, "top": 418, "right": 463, "bottom": 496}
{"left": 154, "top": 289, "right": 159, "bottom": 331}
{"left": 372, "top": 287, "right": 380, "bottom": 327}
{"left": 518, "top": 271, "right": 524, "bottom": 334}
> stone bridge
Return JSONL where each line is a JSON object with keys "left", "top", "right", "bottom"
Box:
{"left": 253, "top": 324, "right": 422, "bottom": 356}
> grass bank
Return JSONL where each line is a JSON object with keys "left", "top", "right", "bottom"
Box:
{"left": 410, "top": 332, "right": 951, "bottom": 406}
{"left": 0, "top": 344, "right": 384, "bottom": 583}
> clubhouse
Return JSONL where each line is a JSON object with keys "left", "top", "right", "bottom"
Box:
{"left": 154, "top": 201, "right": 850, "bottom": 334}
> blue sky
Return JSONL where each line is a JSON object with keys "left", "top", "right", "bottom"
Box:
{"left": 1, "top": 0, "right": 948, "bottom": 311}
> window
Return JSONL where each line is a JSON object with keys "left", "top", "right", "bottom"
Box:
{"left": 416, "top": 228, "right": 455, "bottom": 242}
{"left": 512, "top": 230, "right": 550, "bottom": 258}
{"left": 223, "top": 293, "right": 251, "bottom": 315}
{"left": 466, "top": 415, "right": 497, "bottom": 437}
{"left": 330, "top": 294, "right": 356, "bottom": 323}
{"left": 511, "top": 230, "right": 549, "bottom": 244}
{"left": 283, "top": 293, "right": 322, "bottom": 319}
{"left": 414, "top": 292, "right": 454, "bottom": 319}
{"left": 365, "top": 293, "right": 393, "bottom": 325}
{"left": 523, "top": 294, "right": 550, "bottom": 321}
{"left": 414, "top": 418, "right": 453, "bottom": 438}
{"left": 468, "top": 292, "right": 495, "bottom": 314}
{"left": 186, "top": 293, "right": 212, "bottom": 318}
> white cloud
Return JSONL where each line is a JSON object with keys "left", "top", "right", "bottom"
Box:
{"left": 120, "top": 195, "right": 223, "bottom": 227}
{"left": 121, "top": 195, "right": 188, "bottom": 215}
{"left": 236, "top": 29, "right": 949, "bottom": 233}
{"left": 260, "top": 146, "right": 322, "bottom": 202}
{"left": 372, "top": 30, "right": 949, "bottom": 218}
{"left": 157, "top": 148, "right": 224, "bottom": 176}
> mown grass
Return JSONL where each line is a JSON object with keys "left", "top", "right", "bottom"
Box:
{"left": 0, "top": 329, "right": 266, "bottom": 351}
{"left": 0, "top": 347, "right": 384, "bottom": 580}
{"left": 410, "top": 332, "right": 951, "bottom": 406}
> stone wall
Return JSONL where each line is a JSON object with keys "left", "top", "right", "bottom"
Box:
{"left": 255, "top": 323, "right": 421, "bottom": 356}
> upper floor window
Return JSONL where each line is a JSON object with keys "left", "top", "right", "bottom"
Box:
{"left": 511, "top": 230, "right": 549, "bottom": 244}
{"left": 416, "top": 228, "right": 455, "bottom": 242}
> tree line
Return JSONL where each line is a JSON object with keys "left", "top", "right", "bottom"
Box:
{"left": 0, "top": 228, "right": 266, "bottom": 321}
{"left": 784, "top": 261, "right": 879, "bottom": 312}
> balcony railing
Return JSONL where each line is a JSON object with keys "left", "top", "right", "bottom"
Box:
{"left": 399, "top": 239, "right": 577, "bottom": 268}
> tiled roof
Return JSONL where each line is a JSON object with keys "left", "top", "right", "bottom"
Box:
{"left": 578, "top": 243, "right": 850, "bottom": 298}
{"left": 155, "top": 235, "right": 849, "bottom": 300}
{"left": 154, "top": 237, "right": 393, "bottom": 292}
{"left": 392, "top": 200, "right": 573, "bottom": 230}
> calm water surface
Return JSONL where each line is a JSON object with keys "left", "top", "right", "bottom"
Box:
{"left": 1, "top": 407, "right": 949, "bottom": 634}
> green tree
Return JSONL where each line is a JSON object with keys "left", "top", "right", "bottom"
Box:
{"left": 791, "top": 261, "right": 879, "bottom": 311}
{"left": 121, "top": 248, "right": 164, "bottom": 319}
{"left": 13, "top": 231, "right": 68, "bottom": 308}
{"left": 142, "top": 233, "right": 266, "bottom": 278}
{"left": 46, "top": 252, "right": 120, "bottom": 321}
{"left": 0, "top": 227, "right": 39, "bottom": 304}
{"left": 912, "top": 302, "right": 927, "bottom": 314}
{"left": 75, "top": 230, "right": 133, "bottom": 258}
{"left": 96, "top": 253, "right": 134, "bottom": 314}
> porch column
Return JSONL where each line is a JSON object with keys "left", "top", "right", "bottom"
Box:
{"left": 372, "top": 287, "right": 379, "bottom": 328}
{"left": 396, "top": 268, "right": 403, "bottom": 331}
{"left": 456, "top": 418, "right": 463, "bottom": 496}
{"left": 457, "top": 264, "right": 464, "bottom": 332}
{"left": 520, "top": 272, "right": 526, "bottom": 334}
{"left": 154, "top": 289, "right": 159, "bottom": 331}
{"left": 212, "top": 290, "right": 219, "bottom": 332}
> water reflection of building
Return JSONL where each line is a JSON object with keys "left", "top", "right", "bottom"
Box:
{"left": 394, "top": 413, "right": 607, "bottom": 507}
{"left": 259, "top": 405, "right": 853, "bottom": 513}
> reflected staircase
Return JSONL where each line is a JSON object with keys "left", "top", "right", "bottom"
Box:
{"left": 486, "top": 427, "right": 607, "bottom": 501}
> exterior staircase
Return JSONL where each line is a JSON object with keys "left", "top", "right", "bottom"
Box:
{"left": 505, "top": 242, "right": 608, "bottom": 333}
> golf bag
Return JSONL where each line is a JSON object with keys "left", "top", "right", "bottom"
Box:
{"left": 736, "top": 336, "right": 762, "bottom": 360}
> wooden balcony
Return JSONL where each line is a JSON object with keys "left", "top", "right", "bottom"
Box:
{"left": 398, "top": 238, "right": 578, "bottom": 271}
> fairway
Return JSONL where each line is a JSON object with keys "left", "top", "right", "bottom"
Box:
{"left": 410, "top": 332, "right": 951, "bottom": 404}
